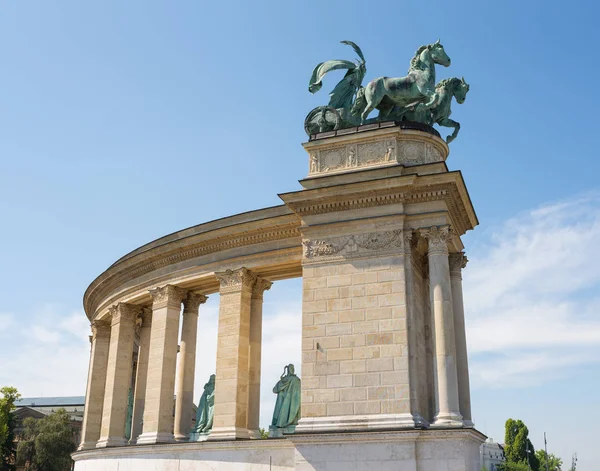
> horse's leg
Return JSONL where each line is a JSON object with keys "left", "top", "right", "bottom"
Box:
{"left": 377, "top": 102, "right": 395, "bottom": 121}
{"left": 361, "top": 80, "right": 382, "bottom": 124}
{"left": 438, "top": 118, "right": 460, "bottom": 143}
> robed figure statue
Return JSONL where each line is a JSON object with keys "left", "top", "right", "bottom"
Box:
{"left": 190, "top": 374, "right": 215, "bottom": 439}
{"left": 270, "top": 364, "right": 301, "bottom": 436}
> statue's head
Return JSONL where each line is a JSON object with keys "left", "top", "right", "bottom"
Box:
{"left": 429, "top": 39, "right": 451, "bottom": 67}
{"left": 209, "top": 374, "right": 216, "bottom": 384}
{"left": 455, "top": 77, "right": 470, "bottom": 104}
{"left": 287, "top": 364, "right": 295, "bottom": 375}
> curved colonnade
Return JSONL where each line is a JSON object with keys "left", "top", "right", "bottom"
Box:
{"left": 75, "top": 125, "right": 485, "bottom": 471}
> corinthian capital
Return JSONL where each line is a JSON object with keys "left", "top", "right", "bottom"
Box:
{"left": 149, "top": 285, "right": 187, "bottom": 308}
{"left": 90, "top": 319, "right": 111, "bottom": 341}
{"left": 108, "top": 302, "right": 142, "bottom": 325}
{"left": 183, "top": 292, "right": 208, "bottom": 314}
{"left": 252, "top": 277, "right": 273, "bottom": 298}
{"left": 215, "top": 267, "right": 257, "bottom": 294}
{"left": 420, "top": 225, "right": 453, "bottom": 255}
{"left": 449, "top": 252, "right": 468, "bottom": 278}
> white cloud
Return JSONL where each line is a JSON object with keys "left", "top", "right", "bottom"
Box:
{"left": 0, "top": 313, "right": 15, "bottom": 334}
{"left": 0, "top": 304, "right": 90, "bottom": 395}
{"left": 464, "top": 192, "right": 600, "bottom": 388}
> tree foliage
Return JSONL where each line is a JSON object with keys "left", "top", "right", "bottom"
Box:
{"left": 0, "top": 386, "right": 20, "bottom": 471}
{"left": 535, "top": 449, "right": 562, "bottom": 471}
{"left": 504, "top": 418, "right": 540, "bottom": 471}
{"left": 16, "top": 409, "right": 76, "bottom": 471}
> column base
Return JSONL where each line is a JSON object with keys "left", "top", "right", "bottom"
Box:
{"left": 463, "top": 419, "right": 474, "bottom": 428}
{"left": 174, "top": 433, "right": 190, "bottom": 442}
{"left": 95, "top": 436, "right": 127, "bottom": 448}
{"left": 77, "top": 441, "right": 99, "bottom": 451}
{"left": 135, "top": 432, "right": 175, "bottom": 445}
{"left": 431, "top": 411, "right": 464, "bottom": 428}
{"left": 247, "top": 429, "right": 263, "bottom": 439}
{"left": 207, "top": 426, "right": 252, "bottom": 440}
{"left": 296, "top": 413, "right": 417, "bottom": 433}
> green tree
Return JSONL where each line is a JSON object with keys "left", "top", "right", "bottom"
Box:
{"left": 16, "top": 409, "right": 75, "bottom": 471}
{"left": 504, "top": 418, "right": 540, "bottom": 471}
{"left": 0, "top": 386, "right": 20, "bottom": 471}
{"left": 259, "top": 428, "right": 269, "bottom": 439}
{"left": 535, "top": 449, "right": 562, "bottom": 471}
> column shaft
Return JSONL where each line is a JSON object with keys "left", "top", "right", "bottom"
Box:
{"left": 403, "top": 231, "right": 427, "bottom": 426}
{"left": 78, "top": 320, "right": 111, "bottom": 450}
{"left": 422, "top": 226, "right": 462, "bottom": 427}
{"left": 174, "top": 293, "right": 207, "bottom": 441}
{"left": 97, "top": 303, "right": 139, "bottom": 447}
{"left": 247, "top": 277, "right": 272, "bottom": 437}
{"left": 209, "top": 268, "right": 256, "bottom": 440}
{"left": 130, "top": 308, "right": 152, "bottom": 443}
{"left": 137, "top": 285, "right": 187, "bottom": 445}
{"left": 450, "top": 252, "right": 473, "bottom": 427}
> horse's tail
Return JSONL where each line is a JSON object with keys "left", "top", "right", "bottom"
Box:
{"left": 351, "top": 86, "right": 367, "bottom": 116}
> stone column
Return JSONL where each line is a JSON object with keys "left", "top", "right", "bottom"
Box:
{"left": 403, "top": 231, "right": 427, "bottom": 426}
{"left": 247, "top": 277, "right": 272, "bottom": 438}
{"left": 130, "top": 308, "right": 151, "bottom": 443}
{"left": 449, "top": 252, "right": 473, "bottom": 427}
{"left": 97, "top": 303, "right": 140, "bottom": 447}
{"left": 78, "top": 320, "right": 111, "bottom": 450}
{"left": 421, "top": 226, "right": 463, "bottom": 427}
{"left": 137, "top": 285, "right": 187, "bottom": 445}
{"left": 174, "top": 292, "right": 208, "bottom": 441}
{"left": 209, "top": 267, "right": 256, "bottom": 440}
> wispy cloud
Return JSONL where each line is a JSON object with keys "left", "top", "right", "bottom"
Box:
{"left": 465, "top": 192, "right": 600, "bottom": 387}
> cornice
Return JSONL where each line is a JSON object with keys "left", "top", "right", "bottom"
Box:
{"left": 84, "top": 215, "right": 301, "bottom": 319}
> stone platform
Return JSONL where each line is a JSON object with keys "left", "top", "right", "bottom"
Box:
{"left": 73, "top": 429, "right": 485, "bottom": 471}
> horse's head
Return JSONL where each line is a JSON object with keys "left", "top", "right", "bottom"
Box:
{"left": 429, "top": 39, "right": 451, "bottom": 67}
{"left": 455, "top": 77, "right": 470, "bottom": 104}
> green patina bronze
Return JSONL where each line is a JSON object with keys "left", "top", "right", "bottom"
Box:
{"left": 124, "top": 388, "right": 133, "bottom": 441}
{"left": 305, "top": 40, "right": 470, "bottom": 143}
{"left": 190, "top": 374, "right": 215, "bottom": 439}
{"left": 269, "top": 364, "right": 301, "bottom": 436}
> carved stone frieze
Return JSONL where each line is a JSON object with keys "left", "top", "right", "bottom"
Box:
{"left": 420, "top": 226, "right": 454, "bottom": 256}
{"left": 306, "top": 133, "right": 446, "bottom": 177}
{"left": 183, "top": 292, "right": 208, "bottom": 314}
{"left": 149, "top": 285, "right": 187, "bottom": 308}
{"left": 215, "top": 267, "right": 257, "bottom": 294}
{"left": 449, "top": 252, "right": 468, "bottom": 278}
{"left": 303, "top": 229, "right": 406, "bottom": 263}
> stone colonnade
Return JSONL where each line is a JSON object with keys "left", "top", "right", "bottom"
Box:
{"left": 79, "top": 225, "right": 473, "bottom": 449}
{"left": 78, "top": 268, "right": 271, "bottom": 450}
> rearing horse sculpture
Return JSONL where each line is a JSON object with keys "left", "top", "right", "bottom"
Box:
{"left": 359, "top": 40, "right": 451, "bottom": 123}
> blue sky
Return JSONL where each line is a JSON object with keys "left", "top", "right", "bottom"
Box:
{"left": 1, "top": 0, "right": 598, "bottom": 468}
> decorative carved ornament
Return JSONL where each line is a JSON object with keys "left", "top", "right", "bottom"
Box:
{"left": 108, "top": 302, "right": 143, "bottom": 324}
{"left": 90, "top": 320, "right": 110, "bottom": 341}
{"left": 303, "top": 229, "right": 404, "bottom": 263}
{"left": 307, "top": 135, "right": 444, "bottom": 176}
{"left": 420, "top": 226, "right": 454, "bottom": 255}
{"left": 149, "top": 285, "right": 187, "bottom": 307}
{"left": 183, "top": 292, "right": 208, "bottom": 313}
{"left": 253, "top": 277, "right": 273, "bottom": 298}
{"left": 215, "top": 267, "right": 257, "bottom": 294}
{"left": 449, "top": 252, "right": 468, "bottom": 277}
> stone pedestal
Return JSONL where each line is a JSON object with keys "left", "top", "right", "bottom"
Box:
{"left": 280, "top": 125, "right": 478, "bottom": 437}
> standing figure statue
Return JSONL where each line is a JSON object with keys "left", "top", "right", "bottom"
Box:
{"left": 124, "top": 388, "right": 133, "bottom": 441}
{"left": 269, "top": 364, "right": 301, "bottom": 437}
{"left": 190, "top": 374, "right": 215, "bottom": 440}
